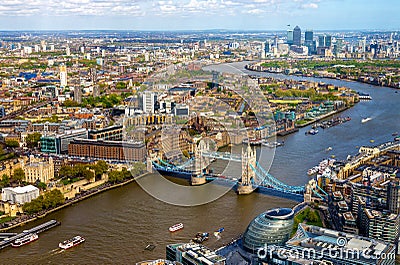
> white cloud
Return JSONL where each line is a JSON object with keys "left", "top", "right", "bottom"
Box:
{"left": 0, "top": 0, "right": 322, "bottom": 17}
{"left": 301, "top": 2, "right": 318, "bottom": 8}
{"left": 243, "top": 8, "right": 266, "bottom": 14}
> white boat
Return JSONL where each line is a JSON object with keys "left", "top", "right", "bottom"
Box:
{"left": 59, "top": 235, "right": 85, "bottom": 250}
{"left": 11, "top": 233, "right": 38, "bottom": 247}
{"left": 169, "top": 223, "right": 184, "bottom": 232}
{"left": 307, "top": 168, "right": 317, "bottom": 176}
{"left": 361, "top": 117, "right": 372, "bottom": 123}
{"left": 307, "top": 129, "right": 319, "bottom": 135}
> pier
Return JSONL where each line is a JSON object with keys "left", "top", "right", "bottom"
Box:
{"left": 0, "top": 219, "right": 60, "bottom": 250}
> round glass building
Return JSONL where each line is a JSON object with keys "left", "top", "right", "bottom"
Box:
{"left": 242, "top": 208, "right": 294, "bottom": 252}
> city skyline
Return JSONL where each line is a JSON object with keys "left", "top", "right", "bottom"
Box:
{"left": 0, "top": 0, "right": 399, "bottom": 31}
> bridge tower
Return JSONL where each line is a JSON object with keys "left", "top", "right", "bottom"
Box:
{"left": 237, "top": 143, "right": 256, "bottom": 195}
{"left": 192, "top": 140, "right": 210, "bottom": 185}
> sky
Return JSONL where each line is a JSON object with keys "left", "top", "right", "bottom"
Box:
{"left": 0, "top": 0, "right": 399, "bottom": 31}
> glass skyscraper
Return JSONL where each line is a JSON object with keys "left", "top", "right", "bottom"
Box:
{"left": 293, "top": 26, "right": 301, "bottom": 46}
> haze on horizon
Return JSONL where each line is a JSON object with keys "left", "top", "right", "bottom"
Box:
{"left": 0, "top": 0, "right": 399, "bottom": 31}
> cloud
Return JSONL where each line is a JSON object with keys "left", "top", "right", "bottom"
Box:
{"left": 243, "top": 8, "right": 266, "bottom": 14}
{"left": 0, "top": 0, "right": 145, "bottom": 16}
{"left": 301, "top": 2, "right": 318, "bottom": 8}
{"left": 0, "top": 0, "right": 322, "bottom": 17}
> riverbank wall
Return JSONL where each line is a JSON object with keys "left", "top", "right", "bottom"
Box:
{"left": 0, "top": 173, "right": 149, "bottom": 232}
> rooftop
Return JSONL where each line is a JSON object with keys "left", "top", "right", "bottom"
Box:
{"left": 168, "top": 242, "right": 226, "bottom": 264}
{"left": 2, "top": 185, "right": 39, "bottom": 194}
{"left": 288, "top": 224, "right": 394, "bottom": 259}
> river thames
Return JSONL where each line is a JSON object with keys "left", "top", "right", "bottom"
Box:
{"left": 2, "top": 62, "right": 399, "bottom": 264}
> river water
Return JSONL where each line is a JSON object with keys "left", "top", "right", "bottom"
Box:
{"left": 2, "top": 62, "right": 400, "bottom": 264}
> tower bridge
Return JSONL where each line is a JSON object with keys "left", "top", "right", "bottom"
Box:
{"left": 149, "top": 139, "right": 326, "bottom": 202}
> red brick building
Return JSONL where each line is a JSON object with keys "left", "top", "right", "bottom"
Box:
{"left": 68, "top": 139, "right": 146, "bottom": 162}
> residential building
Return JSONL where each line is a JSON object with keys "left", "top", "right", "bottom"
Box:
{"left": 358, "top": 208, "right": 400, "bottom": 250}
{"left": 59, "top": 64, "right": 67, "bottom": 87}
{"left": 74, "top": 86, "right": 82, "bottom": 104}
{"left": 141, "top": 92, "right": 157, "bottom": 114}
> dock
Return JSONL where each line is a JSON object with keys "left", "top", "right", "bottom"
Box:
{"left": 0, "top": 219, "right": 60, "bottom": 250}
{"left": 0, "top": 233, "right": 18, "bottom": 240}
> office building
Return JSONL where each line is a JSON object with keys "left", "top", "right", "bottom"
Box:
{"left": 318, "top": 35, "right": 332, "bottom": 48}
{"left": 174, "top": 104, "right": 189, "bottom": 117}
{"left": 40, "top": 128, "right": 88, "bottom": 154}
{"left": 287, "top": 30, "right": 294, "bottom": 45}
{"left": 263, "top": 224, "right": 396, "bottom": 265}
{"left": 166, "top": 243, "right": 226, "bottom": 265}
{"left": 304, "top": 30, "right": 315, "bottom": 54}
{"left": 1, "top": 185, "right": 39, "bottom": 204}
{"left": 59, "top": 64, "right": 67, "bottom": 87}
{"left": 293, "top": 26, "right": 302, "bottom": 46}
{"left": 264, "top": 41, "right": 271, "bottom": 53}
{"left": 242, "top": 208, "right": 294, "bottom": 252}
{"left": 68, "top": 138, "right": 146, "bottom": 162}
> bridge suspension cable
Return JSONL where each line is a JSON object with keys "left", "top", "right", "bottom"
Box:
{"left": 250, "top": 161, "right": 305, "bottom": 194}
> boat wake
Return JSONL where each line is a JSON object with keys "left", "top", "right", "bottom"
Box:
{"left": 49, "top": 248, "right": 65, "bottom": 256}
{"left": 361, "top": 117, "right": 372, "bottom": 123}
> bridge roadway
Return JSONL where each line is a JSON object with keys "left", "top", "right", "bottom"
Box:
{"left": 152, "top": 160, "right": 305, "bottom": 202}
{"left": 200, "top": 151, "right": 242, "bottom": 162}
{"left": 0, "top": 219, "right": 60, "bottom": 250}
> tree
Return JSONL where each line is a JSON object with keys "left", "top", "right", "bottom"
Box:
{"left": 82, "top": 170, "right": 94, "bottom": 181}
{"left": 115, "top": 82, "right": 127, "bottom": 89}
{"left": 182, "top": 150, "right": 190, "bottom": 158}
{"left": 308, "top": 210, "right": 319, "bottom": 223}
{"left": 58, "top": 165, "right": 73, "bottom": 179}
{"left": 23, "top": 196, "right": 44, "bottom": 214}
{"left": 26, "top": 132, "right": 42, "bottom": 148}
{"left": 36, "top": 182, "right": 47, "bottom": 190}
{"left": 5, "top": 140, "right": 19, "bottom": 148}
{"left": 0, "top": 174, "right": 10, "bottom": 187}
{"left": 63, "top": 99, "right": 80, "bottom": 107}
{"left": 12, "top": 168, "right": 25, "bottom": 184}
{"left": 92, "top": 160, "right": 109, "bottom": 178}
{"left": 108, "top": 170, "right": 122, "bottom": 183}
{"left": 22, "top": 189, "right": 64, "bottom": 214}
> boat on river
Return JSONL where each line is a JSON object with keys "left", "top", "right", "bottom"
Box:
{"left": 169, "top": 223, "right": 184, "bottom": 232}
{"left": 362, "top": 117, "right": 372, "bottom": 123}
{"left": 11, "top": 233, "right": 38, "bottom": 247}
{"left": 59, "top": 235, "right": 85, "bottom": 250}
